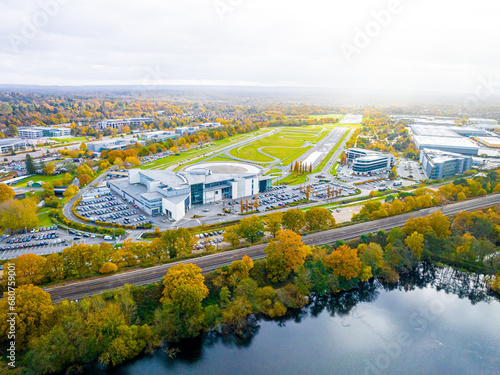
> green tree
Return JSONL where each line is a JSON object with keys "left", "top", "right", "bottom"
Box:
{"left": 282, "top": 209, "right": 305, "bottom": 233}
{"left": 305, "top": 207, "right": 336, "bottom": 231}
{"left": 160, "top": 228, "right": 193, "bottom": 258}
{"left": 237, "top": 215, "right": 265, "bottom": 243}
{"left": 266, "top": 211, "right": 283, "bottom": 237}
{"left": 26, "top": 154, "right": 37, "bottom": 174}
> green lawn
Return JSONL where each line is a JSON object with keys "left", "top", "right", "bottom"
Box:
{"left": 49, "top": 137, "right": 90, "bottom": 144}
{"left": 13, "top": 174, "right": 75, "bottom": 188}
{"left": 278, "top": 172, "right": 310, "bottom": 185}
{"left": 228, "top": 127, "right": 321, "bottom": 164}
{"left": 37, "top": 208, "right": 53, "bottom": 227}
{"left": 265, "top": 169, "right": 282, "bottom": 176}
{"left": 140, "top": 130, "right": 268, "bottom": 170}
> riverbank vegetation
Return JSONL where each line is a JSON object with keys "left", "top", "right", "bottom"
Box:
{"left": 1, "top": 205, "right": 499, "bottom": 373}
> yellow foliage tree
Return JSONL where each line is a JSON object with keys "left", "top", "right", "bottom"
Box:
{"left": 160, "top": 263, "right": 208, "bottom": 303}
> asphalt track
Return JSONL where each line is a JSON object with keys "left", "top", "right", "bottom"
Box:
{"left": 47, "top": 193, "right": 500, "bottom": 303}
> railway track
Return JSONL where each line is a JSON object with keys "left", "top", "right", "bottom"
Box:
{"left": 47, "top": 194, "right": 500, "bottom": 303}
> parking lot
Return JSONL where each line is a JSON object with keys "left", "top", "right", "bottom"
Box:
{"left": 0, "top": 225, "right": 111, "bottom": 260}
{"left": 76, "top": 191, "right": 154, "bottom": 227}
{"left": 397, "top": 159, "right": 427, "bottom": 180}
{"left": 194, "top": 230, "right": 226, "bottom": 251}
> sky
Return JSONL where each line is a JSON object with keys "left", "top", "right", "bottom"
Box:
{"left": 0, "top": 0, "right": 499, "bottom": 95}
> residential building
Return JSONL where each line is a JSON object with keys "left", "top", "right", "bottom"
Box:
{"left": 420, "top": 148, "right": 472, "bottom": 180}
{"left": 107, "top": 169, "right": 272, "bottom": 220}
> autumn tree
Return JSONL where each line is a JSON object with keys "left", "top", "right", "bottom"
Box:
{"left": 0, "top": 183, "right": 15, "bottom": 203}
{"left": 0, "top": 285, "right": 54, "bottom": 349}
{"left": 305, "top": 207, "right": 336, "bottom": 231}
{"left": 125, "top": 156, "right": 140, "bottom": 167}
{"left": 63, "top": 184, "right": 79, "bottom": 199}
{"left": 264, "top": 230, "right": 307, "bottom": 283}
{"left": 156, "top": 264, "right": 209, "bottom": 341}
{"left": 43, "top": 162, "right": 55, "bottom": 176}
{"left": 266, "top": 211, "right": 283, "bottom": 237}
{"left": 325, "top": 244, "right": 363, "bottom": 281}
{"left": 405, "top": 231, "right": 425, "bottom": 260}
{"left": 237, "top": 215, "right": 265, "bottom": 243}
{"left": 100, "top": 262, "right": 118, "bottom": 274}
{"left": 223, "top": 225, "right": 241, "bottom": 248}
{"left": 0, "top": 198, "right": 38, "bottom": 231}
{"left": 282, "top": 209, "right": 305, "bottom": 233}
{"left": 78, "top": 173, "right": 92, "bottom": 186}
{"left": 10, "top": 253, "right": 47, "bottom": 286}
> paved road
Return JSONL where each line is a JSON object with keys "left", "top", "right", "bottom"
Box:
{"left": 46, "top": 193, "right": 500, "bottom": 303}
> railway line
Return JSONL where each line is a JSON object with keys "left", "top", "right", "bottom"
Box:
{"left": 47, "top": 193, "right": 500, "bottom": 303}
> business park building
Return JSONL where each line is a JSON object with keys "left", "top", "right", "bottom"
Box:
{"left": 107, "top": 169, "right": 272, "bottom": 220}
{"left": 420, "top": 148, "right": 472, "bottom": 180}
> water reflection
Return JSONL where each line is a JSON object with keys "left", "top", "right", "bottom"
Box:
{"left": 99, "top": 264, "right": 499, "bottom": 375}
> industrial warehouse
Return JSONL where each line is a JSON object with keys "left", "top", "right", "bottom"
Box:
{"left": 107, "top": 169, "right": 273, "bottom": 220}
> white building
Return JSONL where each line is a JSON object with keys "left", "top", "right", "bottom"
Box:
{"left": 107, "top": 169, "right": 272, "bottom": 221}
{"left": 413, "top": 136, "right": 479, "bottom": 155}
{"left": 0, "top": 138, "right": 28, "bottom": 154}
{"left": 345, "top": 148, "right": 394, "bottom": 175}
{"left": 141, "top": 131, "right": 176, "bottom": 142}
{"left": 18, "top": 126, "right": 71, "bottom": 138}
{"left": 97, "top": 118, "right": 154, "bottom": 130}
{"left": 175, "top": 126, "right": 200, "bottom": 135}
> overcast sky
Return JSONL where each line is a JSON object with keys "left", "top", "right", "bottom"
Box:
{"left": 0, "top": 0, "right": 499, "bottom": 94}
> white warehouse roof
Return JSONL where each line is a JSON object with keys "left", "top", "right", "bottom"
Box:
{"left": 413, "top": 136, "right": 479, "bottom": 155}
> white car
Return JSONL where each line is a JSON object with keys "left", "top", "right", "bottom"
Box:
{"left": 104, "top": 235, "right": 113, "bottom": 240}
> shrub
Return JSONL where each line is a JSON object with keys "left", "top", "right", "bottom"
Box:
{"left": 99, "top": 262, "right": 118, "bottom": 274}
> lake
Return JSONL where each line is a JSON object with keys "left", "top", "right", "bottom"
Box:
{"left": 99, "top": 263, "right": 500, "bottom": 375}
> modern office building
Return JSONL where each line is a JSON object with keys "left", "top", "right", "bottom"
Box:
{"left": 141, "top": 131, "right": 176, "bottom": 142}
{"left": 97, "top": 118, "right": 154, "bottom": 130}
{"left": 87, "top": 139, "right": 144, "bottom": 153}
{"left": 200, "top": 122, "right": 223, "bottom": 128}
{"left": 345, "top": 148, "right": 394, "bottom": 174}
{"left": 0, "top": 138, "right": 28, "bottom": 154}
{"left": 18, "top": 126, "right": 71, "bottom": 138}
{"left": 107, "top": 169, "right": 272, "bottom": 220}
{"left": 420, "top": 148, "right": 472, "bottom": 180}
{"left": 175, "top": 126, "right": 200, "bottom": 135}
{"left": 412, "top": 136, "right": 479, "bottom": 155}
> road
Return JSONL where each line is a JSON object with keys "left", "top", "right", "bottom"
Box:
{"left": 46, "top": 193, "right": 500, "bottom": 303}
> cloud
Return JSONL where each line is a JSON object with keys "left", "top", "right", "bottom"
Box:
{"left": 0, "top": 0, "right": 499, "bottom": 94}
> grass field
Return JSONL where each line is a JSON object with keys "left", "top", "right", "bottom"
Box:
{"left": 37, "top": 208, "right": 53, "bottom": 227}
{"left": 13, "top": 174, "right": 75, "bottom": 188}
{"left": 49, "top": 137, "right": 90, "bottom": 144}
{"left": 228, "top": 127, "right": 325, "bottom": 165}
{"left": 140, "top": 129, "right": 271, "bottom": 170}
